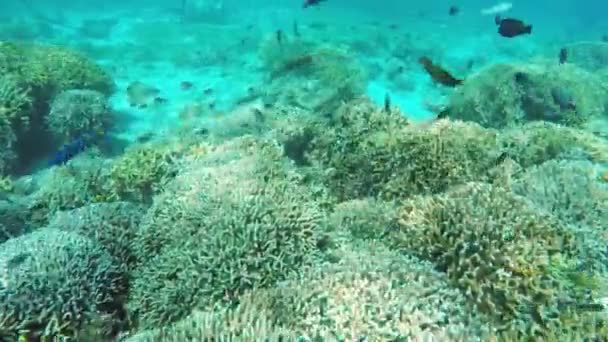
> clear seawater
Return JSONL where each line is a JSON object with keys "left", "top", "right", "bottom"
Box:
{"left": 1, "top": 0, "right": 608, "bottom": 340}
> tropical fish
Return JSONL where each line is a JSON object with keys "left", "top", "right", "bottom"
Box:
{"left": 48, "top": 130, "right": 106, "bottom": 167}
{"left": 558, "top": 48, "right": 568, "bottom": 64}
{"left": 276, "top": 29, "right": 284, "bottom": 45}
{"left": 418, "top": 57, "right": 463, "bottom": 87}
{"left": 496, "top": 16, "right": 532, "bottom": 38}
{"left": 180, "top": 81, "right": 193, "bottom": 90}
{"left": 383, "top": 93, "right": 391, "bottom": 113}
{"left": 448, "top": 5, "right": 459, "bottom": 16}
{"left": 303, "top": 0, "right": 327, "bottom": 9}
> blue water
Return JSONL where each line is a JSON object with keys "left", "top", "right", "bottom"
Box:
{"left": 3, "top": 0, "right": 605, "bottom": 132}
{"left": 1, "top": 0, "right": 608, "bottom": 340}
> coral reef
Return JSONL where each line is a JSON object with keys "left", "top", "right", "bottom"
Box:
{"left": 446, "top": 62, "right": 608, "bottom": 128}
{"left": 328, "top": 198, "right": 400, "bottom": 240}
{"left": 0, "top": 199, "right": 29, "bottom": 244}
{"left": 27, "top": 155, "right": 110, "bottom": 226}
{"left": 0, "top": 41, "right": 114, "bottom": 173}
{"left": 128, "top": 138, "right": 326, "bottom": 328}
{"left": 46, "top": 89, "right": 111, "bottom": 143}
{"left": 307, "top": 98, "right": 500, "bottom": 201}
{"left": 124, "top": 242, "right": 492, "bottom": 341}
{"left": 47, "top": 202, "right": 145, "bottom": 269}
{"left": 0, "top": 75, "right": 30, "bottom": 174}
{"left": 258, "top": 38, "right": 366, "bottom": 113}
{"left": 260, "top": 241, "right": 492, "bottom": 340}
{"left": 107, "top": 142, "right": 180, "bottom": 203}
{"left": 123, "top": 299, "right": 292, "bottom": 341}
{"left": 499, "top": 121, "right": 608, "bottom": 168}
{"left": 0, "top": 228, "right": 127, "bottom": 340}
{"left": 511, "top": 159, "right": 608, "bottom": 275}
{"left": 392, "top": 182, "right": 593, "bottom": 336}
{"left": 512, "top": 159, "right": 608, "bottom": 229}
{"left": 563, "top": 41, "right": 608, "bottom": 73}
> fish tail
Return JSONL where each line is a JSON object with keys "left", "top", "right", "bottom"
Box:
{"left": 525, "top": 25, "right": 532, "bottom": 34}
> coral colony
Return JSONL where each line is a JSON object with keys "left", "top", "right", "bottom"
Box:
{"left": 1, "top": 1, "right": 608, "bottom": 340}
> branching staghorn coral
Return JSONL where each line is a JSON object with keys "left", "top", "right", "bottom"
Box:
{"left": 0, "top": 74, "right": 31, "bottom": 124}
{"left": 391, "top": 182, "right": 596, "bottom": 337}
{"left": 499, "top": 121, "right": 608, "bottom": 168}
{"left": 124, "top": 241, "right": 493, "bottom": 341}
{"left": 0, "top": 41, "right": 114, "bottom": 173}
{"left": 446, "top": 61, "right": 608, "bottom": 128}
{"left": 306, "top": 98, "right": 501, "bottom": 201}
{"left": 0, "top": 228, "right": 127, "bottom": 341}
{"left": 46, "top": 89, "right": 111, "bottom": 143}
{"left": 27, "top": 155, "right": 110, "bottom": 226}
{"left": 107, "top": 142, "right": 180, "bottom": 204}
{"left": 47, "top": 202, "right": 146, "bottom": 270}
{"left": 262, "top": 241, "right": 493, "bottom": 340}
{"left": 128, "top": 138, "right": 327, "bottom": 329}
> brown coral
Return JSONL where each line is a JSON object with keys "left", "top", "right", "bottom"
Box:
{"left": 392, "top": 182, "right": 576, "bottom": 335}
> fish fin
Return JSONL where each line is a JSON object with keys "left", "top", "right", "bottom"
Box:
{"left": 525, "top": 25, "right": 532, "bottom": 34}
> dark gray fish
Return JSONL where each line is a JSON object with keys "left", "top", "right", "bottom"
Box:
{"left": 495, "top": 16, "right": 533, "bottom": 38}
{"left": 559, "top": 48, "right": 568, "bottom": 64}
{"left": 384, "top": 93, "right": 391, "bottom": 113}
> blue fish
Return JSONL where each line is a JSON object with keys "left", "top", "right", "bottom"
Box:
{"left": 48, "top": 130, "right": 107, "bottom": 167}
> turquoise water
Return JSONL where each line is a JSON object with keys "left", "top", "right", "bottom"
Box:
{"left": 1, "top": 1, "right": 608, "bottom": 340}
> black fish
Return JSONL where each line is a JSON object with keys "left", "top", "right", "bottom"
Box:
{"left": 448, "top": 6, "right": 459, "bottom": 16}
{"left": 303, "top": 0, "right": 327, "bottom": 9}
{"left": 276, "top": 29, "right": 283, "bottom": 44}
{"left": 559, "top": 48, "right": 568, "bottom": 64}
{"left": 384, "top": 93, "right": 391, "bottom": 113}
{"left": 495, "top": 16, "right": 532, "bottom": 38}
{"left": 418, "top": 57, "right": 463, "bottom": 87}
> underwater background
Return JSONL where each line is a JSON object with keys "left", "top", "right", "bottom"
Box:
{"left": 1, "top": 0, "right": 608, "bottom": 340}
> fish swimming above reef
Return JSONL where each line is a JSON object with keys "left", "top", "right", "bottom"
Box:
{"left": 48, "top": 130, "right": 106, "bottom": 167}
{"left": 303, "top": 0, "right": 327, "bottom": 9}
{"left": 418, "top": 57, "right": 463, "bottom": 87}
{"left": 559, "top": 48, "right": 568, "bottom": 64}
{"left": 448, "top": 5, "right": 460, "bottom": 16}
{"left": 495, "top": 16, "right": 532, "bottom": 38}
